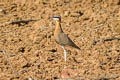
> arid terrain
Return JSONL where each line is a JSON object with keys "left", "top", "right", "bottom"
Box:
{"left": 0, "top": 0, "right": 120, "bottom": 80}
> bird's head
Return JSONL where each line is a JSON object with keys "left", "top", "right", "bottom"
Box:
{"left": 53, "top": 16, "right": 61, "bottom": 22}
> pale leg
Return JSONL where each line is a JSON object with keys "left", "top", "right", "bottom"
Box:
{"left": 61, "top": 46, "right": 67, "bottom": 62}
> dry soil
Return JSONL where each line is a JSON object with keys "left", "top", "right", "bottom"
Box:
{"left": 0, "top": 0, "right": 120, "bottom": 80}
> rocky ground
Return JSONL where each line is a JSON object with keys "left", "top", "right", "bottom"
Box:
{"left": 0, "top": 0, "right": 120, "bottom": 80}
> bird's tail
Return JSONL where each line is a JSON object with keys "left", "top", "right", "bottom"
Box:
{"left": 73, "top": 44, "right": 80, "bottom": 50}
{"left": 70, "top": 41, "right": 80, "bottom": 50}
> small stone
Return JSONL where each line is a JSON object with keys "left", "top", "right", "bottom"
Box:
{"left": 28, "top": 77, "right": 34, "bottom": 80}
{"left": 64, "top": 11, "right": 70, "bottom": 17}
{"left": 70, "top": 12, "right": 80, "bottom": 17}
{"left": 0, "top": 8, "right": 6, "bottom": 14}
{"left": 33, "top": 37, "right": 42, "bottom": 44}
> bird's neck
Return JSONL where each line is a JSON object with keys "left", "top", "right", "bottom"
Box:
{"left": 55, "top": 21, "right": 63, "bottom": 33}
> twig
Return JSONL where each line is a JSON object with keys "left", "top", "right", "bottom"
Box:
{"left": 93, "top": 37, "right": 120, "bottom": 45}
{"left": 2, "top": 50, "right": 18, "bottom": 76}
{"left": 90, "top": 74, "right": 120, "bottom": 80}
{"left": 0, "top": 19, "right": 40, "bottom": 26}
{"left": 9, "top": 19, "right": 40, "bottom": 25}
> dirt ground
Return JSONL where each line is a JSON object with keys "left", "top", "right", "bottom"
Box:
{"left": 0, "top": 0, "right": 120, "bottom": 80}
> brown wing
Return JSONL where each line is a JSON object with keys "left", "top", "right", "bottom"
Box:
{"left": 58, "top": 32, "right": 80, "bottom": 49}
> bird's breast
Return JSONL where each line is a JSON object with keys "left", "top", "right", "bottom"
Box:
{"left": 54, "top": 33, "right": 60, "bottom": 44}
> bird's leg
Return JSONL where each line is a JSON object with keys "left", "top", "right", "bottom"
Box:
{"left": 61, "top": 46, "right": 67, "bottom": 62}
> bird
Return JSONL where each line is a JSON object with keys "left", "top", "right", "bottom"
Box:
{"left": 53, "top": 16, "right": 80, "bottom": 62}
